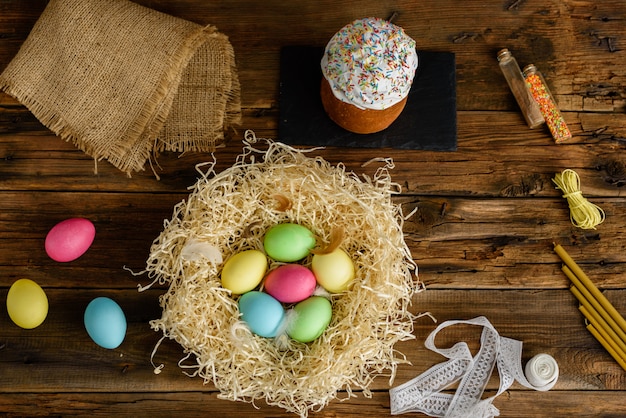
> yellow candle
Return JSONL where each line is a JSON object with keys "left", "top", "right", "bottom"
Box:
{"left": 554, "top": 244, "right": 626, "bottom": 336}
{"left": 565, "top": 267, "right": 626, "bottom": 345}
{"left": 579, "top": 304, "right": 626, "bottom": 364}
{"left": 587, "top": 324, "right": 626, "bottom": 372}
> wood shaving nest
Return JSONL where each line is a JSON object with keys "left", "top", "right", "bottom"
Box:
{"left": 139, "top": 130, "right": 421, "bottom": 417}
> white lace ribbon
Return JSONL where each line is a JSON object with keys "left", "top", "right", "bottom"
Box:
{"left": 389, "top": 316, "right": 557, "bottom": 417}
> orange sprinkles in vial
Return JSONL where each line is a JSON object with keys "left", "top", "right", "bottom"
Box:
{"left": 523, "top": 64, "right": 572, "bottom": 144}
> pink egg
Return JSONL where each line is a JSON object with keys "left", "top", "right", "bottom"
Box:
{"left": 45, "top": 218, "right": 96, "bottom": 262}
{"left": 264, "top": 264, "right": 316, "bottom": 304}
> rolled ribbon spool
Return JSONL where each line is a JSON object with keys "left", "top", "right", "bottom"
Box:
{"left": 389, "top": 317, "right": 557, "bottom": 417}
{"left": 524, "top": 353, "right": 559, "bottom": 388}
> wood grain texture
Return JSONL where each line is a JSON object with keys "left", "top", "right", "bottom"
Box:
{"left": 2, "top": 0, "right": 626, "bottom": 416}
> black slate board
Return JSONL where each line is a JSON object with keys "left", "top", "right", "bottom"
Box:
{"left": 278, "top": 46, "right": 457, "bottom": 151}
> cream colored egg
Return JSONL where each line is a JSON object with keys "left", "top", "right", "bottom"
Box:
{"left": 311, "top": 248, "right": 355, "bottom": 293}
{"left": 221, "top": 249, "right": 268, "bottom": 294}
{"left": 7, "top": 278, "right": 49, "bottom": 329}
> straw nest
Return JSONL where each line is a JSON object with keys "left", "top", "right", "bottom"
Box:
{"left": 140, "top": 131, "right": 421, "bottom": 416}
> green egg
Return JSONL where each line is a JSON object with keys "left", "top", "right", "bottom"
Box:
{"left": 263, "top": 223, "right": 316, "bottom": 262}
{"left": 287, "top": 296, "right": 332, "bottom": 343}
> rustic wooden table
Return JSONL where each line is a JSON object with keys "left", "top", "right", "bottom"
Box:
{"left": 2, "top": 1, "right": 626, "bottom": 416}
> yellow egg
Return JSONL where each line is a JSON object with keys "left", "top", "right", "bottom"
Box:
{"left": 311, "top": 248, "right": 355, "bottom": 293}
{"left": 7, "top": 278, "right": 49, "bottom": 329}
{"left": 221, "top": 249, "right": 268, "bottom": 294}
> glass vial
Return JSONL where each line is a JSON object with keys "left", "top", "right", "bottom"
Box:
{"left": 497, "top": 49, "right": 545, "bottom": 129}
{"left": 523, "top": 64, "right": 572, "bottom": 144}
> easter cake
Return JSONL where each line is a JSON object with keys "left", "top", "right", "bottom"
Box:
{"left": 140, "top": 131, "right": 420, "bottom": 416}
{"left": 320, "top": 17, "right": 418, "bottom": 134}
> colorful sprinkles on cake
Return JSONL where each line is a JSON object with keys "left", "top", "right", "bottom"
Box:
{"left": 524, "top": 67, "right": 571, "bottom": 144}
{"left": 321, "top": 17, "right": 418, "bottom": 110}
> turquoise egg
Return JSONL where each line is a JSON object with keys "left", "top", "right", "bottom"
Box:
{"left": 287, "top": 296, "right": 332, "bottom": 343}
{"left": 263, "top": 223, "right": 316, "bottom": 262}
{"left": 84, "top": 297, "right": 127, "bottom": 349}
{"left": 238, "top": 291, "right": 285, "bottom": 338}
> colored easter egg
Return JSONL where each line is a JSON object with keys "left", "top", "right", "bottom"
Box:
{"left": 263, "top": 223, "right": 316, "bottom": 262}
{"left": 221, "top": 250, "right": 268, "bottom": 294}
{"left": 84, "top": 297, "right": 127, "bottom": 349}
{"left": 264, "top": 264, "right": 317, "bottom": 303}
{"left": 311, "top": 248, "right": 355, "bottom": 293}
{"left": 6, "top": 279, "right": 48, "bottom": 329}
{"left": 287, "top": 296, "right": 332, "bottom": 343}
{"left": 238, "top": 291, "right": 285, "bottom": 338}
{"left": 45, "top": 218, "right": 96, "bottom": 262}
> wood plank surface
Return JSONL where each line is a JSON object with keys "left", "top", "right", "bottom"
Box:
{"left": 2, "top": 0, "right": 626, "bottom": 417}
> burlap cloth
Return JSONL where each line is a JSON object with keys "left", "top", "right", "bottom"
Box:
{"left": 0, "top": 0, "right": 241, "bottom": 175}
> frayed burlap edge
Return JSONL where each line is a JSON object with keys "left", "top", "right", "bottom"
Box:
{"left": 0, "top": 0, "right": 241, "bottom": 176}
{"left": 155, "top": 29, "right": 242, "bottom": 155}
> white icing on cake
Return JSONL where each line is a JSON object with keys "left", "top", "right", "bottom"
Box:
{"left": 321, "top": 17, "right": 418, "bottom": 110}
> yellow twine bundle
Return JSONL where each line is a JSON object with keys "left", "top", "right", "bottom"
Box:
{"left": 552, "top": 169, "right": 605, "bottom": 230}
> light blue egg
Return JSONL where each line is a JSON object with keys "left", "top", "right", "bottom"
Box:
{"left": 238, "top": 291, "right": 285, "bottom": 338}
{"left": 84, "top": 297, "right": 127, "bottom": 349}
